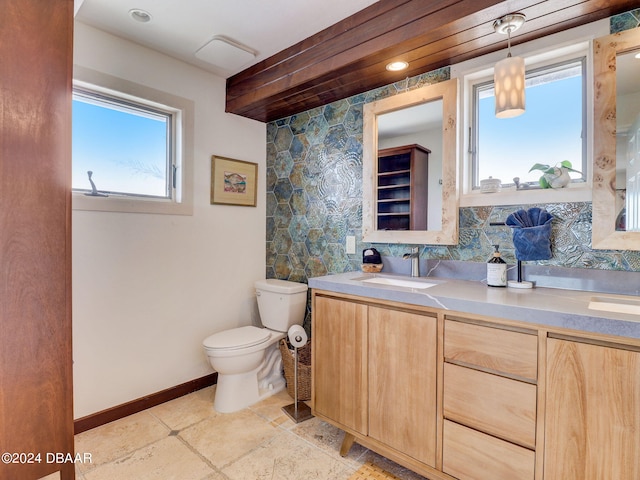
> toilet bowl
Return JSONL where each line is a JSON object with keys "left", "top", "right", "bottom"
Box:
{"left": 203, "top": 279, "right": 308, "bottom": 413}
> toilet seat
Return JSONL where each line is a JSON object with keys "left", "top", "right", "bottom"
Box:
{"left": 203, "top": 326, "right": 271, "bottom": 351}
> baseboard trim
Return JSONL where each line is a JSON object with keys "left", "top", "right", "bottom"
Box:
{"left": 74, "top": 372, "right": 218, "bottom": 434}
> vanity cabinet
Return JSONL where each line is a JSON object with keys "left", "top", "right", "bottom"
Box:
{"left": 376, "top": 144, "right": 430, "bottom": 231}
{"left": 311, "top": 292, "right": 438, "bottom": 471}
{"left": 442, "top": 318, "right": 537, "bottom": 480}
{"left": 544, "top": 337, "right": 640, "bottom": 480}
{"left": 311, "top": 285, "right": 640, "bottom": 480}
{"left": 312, "top": 295, "right": 368, "bottom": 435}
{"left": 369, "top": 305, "right": 437, "bottom": 466}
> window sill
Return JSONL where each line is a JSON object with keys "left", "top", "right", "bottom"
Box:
{"left": 72, "top": 193, "right": 193, "bottom": 215}
{"left": 460, "top": 185, "right": 592, "bottom": 207}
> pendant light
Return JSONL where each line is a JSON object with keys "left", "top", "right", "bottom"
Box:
{"left": 493, "top": 13, "right": 526, "bottom": 118}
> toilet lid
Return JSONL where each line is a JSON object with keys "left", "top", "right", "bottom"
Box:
{"left": 203, "top": 326, "right": 271, "bottom": 350}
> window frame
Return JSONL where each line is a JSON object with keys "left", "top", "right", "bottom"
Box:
{"left": 452, "top": 20, "right": 609, "bottom": 207}
{"left": 470, "top": 56, "right": 588, "bottom": 190}
{"left": 72, "top": 66, "right": 194, "bottom": 215}
{"left": 72, "top": 86, "right": 176, "bottom": 200}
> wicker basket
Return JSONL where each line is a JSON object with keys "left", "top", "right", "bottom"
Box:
{"left": 279, "top": 339, "right": 311, "bottom": 401}
{"left": 361, "top": 263, "right": 383, "bottom": 273}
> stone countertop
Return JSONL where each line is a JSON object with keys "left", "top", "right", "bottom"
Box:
{"left": 308, "top": 271, "right": 640, "bottom": 340}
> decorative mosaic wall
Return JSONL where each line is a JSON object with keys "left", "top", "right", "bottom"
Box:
{"left": 266, "top": 12, "right": 640, "bottom": 285}
{"left": 611, "top": 9, "right": 640, "bottom": 32}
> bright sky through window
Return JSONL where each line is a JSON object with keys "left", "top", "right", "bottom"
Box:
{"left": 72, "top": 91, "right": 171, "bottom": 198}
{"left": 474, "top": 60, "right": 585, "bottom": 187}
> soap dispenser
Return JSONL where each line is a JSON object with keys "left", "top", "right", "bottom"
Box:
{"left": 487, "top": 244, "right": 507, "bottom": 287}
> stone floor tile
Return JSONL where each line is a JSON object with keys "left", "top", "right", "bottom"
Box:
{"left": 289, "top": 417, "right": 367, "bottom": 468}
{"left": 179, "top": 408, "right": 278, "bottom": 468}
{"left": 149, "top": 386, "right": 219, "bottom": 431}
{"left": 83, "top": 436, "right": 216, "bottom": 480}
{"left": 74, "top": 411, "right": 169, "bottom": 473}
{"left": 222, "top": 429, "right": 351, "bottom": 480}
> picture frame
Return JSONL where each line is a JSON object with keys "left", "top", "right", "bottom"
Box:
{"left": 210, "top": 155, "right": 258, "bottom": 207}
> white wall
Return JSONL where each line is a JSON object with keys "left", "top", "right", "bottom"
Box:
{"left": 72, "top": 22, "right": 266, "bottom": 418}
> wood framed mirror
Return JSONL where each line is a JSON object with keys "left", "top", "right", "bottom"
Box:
{"left": 593, "top": 28, "right": 640, "bottom": 250}
{"left": 362, "top": 78, "right": 458, "bottom": 244}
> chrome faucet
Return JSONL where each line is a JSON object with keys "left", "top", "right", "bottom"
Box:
{"left": 403, "top": 246, "right": 420, "bottom": 277}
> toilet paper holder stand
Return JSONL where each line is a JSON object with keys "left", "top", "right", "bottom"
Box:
{"left": 282, "top": 328, "right": 313, "bottom": 423}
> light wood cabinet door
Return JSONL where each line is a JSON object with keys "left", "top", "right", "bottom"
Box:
{"left": 312, "top": 295, "right": 368, "bottom": 434}
{"left": 545, "top": 338, "right": 640, "bottom": 480}
{"left": 368, "top": 306, "right": 437, "bottom": 466}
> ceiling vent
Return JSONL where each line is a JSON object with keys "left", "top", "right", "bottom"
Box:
{"left": 195, "top": 35, "right": 257, "bottom": 71}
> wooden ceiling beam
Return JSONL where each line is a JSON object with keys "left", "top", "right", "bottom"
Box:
{"left": 226, "top": 0, "right": 505, "bottom": 118}
{"left": 226, "top": 0, "right": 638, "bottom": 122}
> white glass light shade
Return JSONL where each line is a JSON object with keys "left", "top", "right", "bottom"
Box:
{"left": 494, "top": 55, "right": 525, "bottom": 118}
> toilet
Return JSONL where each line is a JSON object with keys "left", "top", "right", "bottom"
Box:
{"left": 203, "top": 279, "right": 308, "bottom": 413}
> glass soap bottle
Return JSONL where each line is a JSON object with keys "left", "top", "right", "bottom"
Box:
{"left": 487, "top": 244, "right": 507, "bottom": 287}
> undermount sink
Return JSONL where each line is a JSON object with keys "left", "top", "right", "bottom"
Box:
{"left": 588, "top": 295, "right": 640, "bottom": 316}
{"left": 355, "top": 275, "right": 438, "bottom": 290}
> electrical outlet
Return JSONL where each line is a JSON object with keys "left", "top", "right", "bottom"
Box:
{"left": 346, "top": 236, "right": 356, "bottom": 254}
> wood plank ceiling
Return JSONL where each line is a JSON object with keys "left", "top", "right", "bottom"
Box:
{"left": 226, "top": 0, "right": 638, "bottom": 123}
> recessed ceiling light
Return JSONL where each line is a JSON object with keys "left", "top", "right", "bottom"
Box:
{"left": 386, "top": 61, "right": 409, "bottom": 72}
{"left": 129, "top": 8, "right": 152, "bottom": 23}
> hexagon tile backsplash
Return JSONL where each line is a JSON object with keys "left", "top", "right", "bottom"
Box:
{"left": 266, "top": 12, "right": 640, "bottom": 288}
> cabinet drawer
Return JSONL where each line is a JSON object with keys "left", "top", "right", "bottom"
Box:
{"left": 444, "top": 363, "right": 537, "bottom": 448}
{"left": 444, "top": 319, "right": 538, "bottom": 381}
{"left": 443, "top": 420, "right": 535, "bottom": 480}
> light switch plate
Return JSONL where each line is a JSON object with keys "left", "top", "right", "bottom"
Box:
{"left": 346, "top": 236, "right": 356, "bottom": 254}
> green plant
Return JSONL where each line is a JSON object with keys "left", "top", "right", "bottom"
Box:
{"left": 529, "top": 160, "right": 581, "bottom": 189}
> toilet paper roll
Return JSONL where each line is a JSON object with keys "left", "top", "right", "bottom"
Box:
{"left": 287, "top": 325, "right": 308, "bottom": 348}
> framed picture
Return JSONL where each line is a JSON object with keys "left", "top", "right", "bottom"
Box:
{"left": 210, "top": 155, "right": 258, "bottom": 207}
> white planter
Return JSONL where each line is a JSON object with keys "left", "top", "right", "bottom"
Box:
{"left": 544, "top": 167, "right": 571, "bottom": 189}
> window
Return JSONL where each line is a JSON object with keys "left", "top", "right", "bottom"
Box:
{"left": 72, "top": 67, "right": 193, "bottom": 215}
{"left": 72, "top": 88, "right": 175, "bottom": 199}
{"left": 470, "top": 57, "right": 587, "bottom": 190}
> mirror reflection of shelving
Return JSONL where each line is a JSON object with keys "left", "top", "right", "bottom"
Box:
{"left": 377, "top": 144, "right": 430, "bottom": 231}
{"left": 623, "top": 116, "right": 640, "bottom": 231}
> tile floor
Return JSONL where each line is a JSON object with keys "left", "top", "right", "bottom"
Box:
{"left": 74, "top": 386, "right": 428, "bottom": 480}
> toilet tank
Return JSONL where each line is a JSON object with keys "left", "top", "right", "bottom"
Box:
{"left": 255, "top": 279, "right": 308, "bottom": 332}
